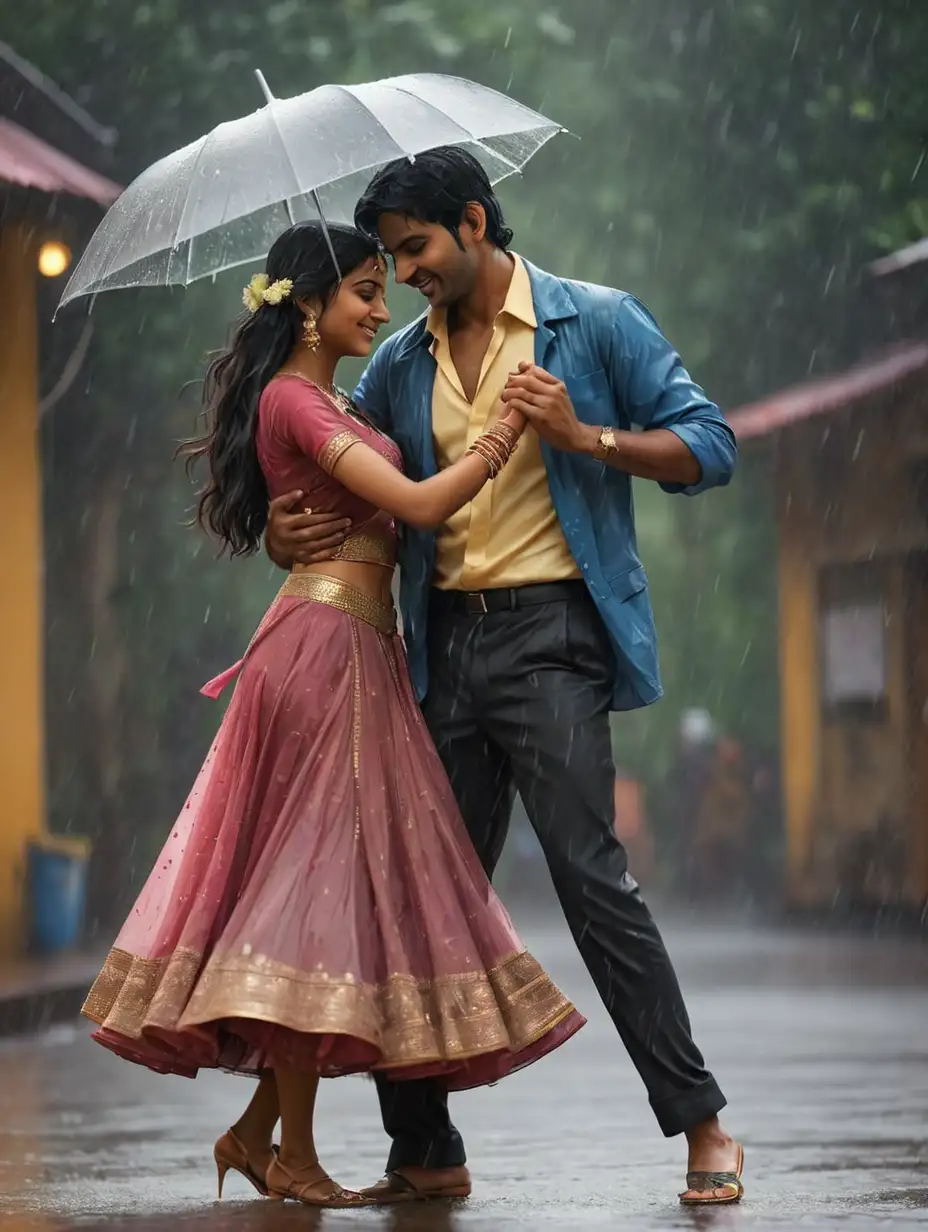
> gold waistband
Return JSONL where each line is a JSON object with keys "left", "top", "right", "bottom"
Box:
{"left": 279, "top": 572, "right": 396, "bottom": 636}
{"left": 331, "top": 529, "right": 396, "bottom": 568}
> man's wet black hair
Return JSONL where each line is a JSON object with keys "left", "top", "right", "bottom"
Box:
{"left": 355, "top": 146, "right": 514, "bottom": 251}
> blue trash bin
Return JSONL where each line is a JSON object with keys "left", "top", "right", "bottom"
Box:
{"left": 26, "top": 835, "right": 91, "bottom": 955}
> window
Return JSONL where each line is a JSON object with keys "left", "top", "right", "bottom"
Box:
{"left": 819, "top": 562, "right": 888, "bottom": 718}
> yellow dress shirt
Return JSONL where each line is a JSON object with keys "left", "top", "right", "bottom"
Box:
{"left": 429, "top": 254, "right": 581, "bottom": 591}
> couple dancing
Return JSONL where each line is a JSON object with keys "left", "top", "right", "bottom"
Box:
{"left": 82, "top": 147, "right": 743, "bottom": 1209}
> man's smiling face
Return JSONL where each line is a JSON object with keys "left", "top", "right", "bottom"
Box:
{"left": 376, "top": 211, "right": 482, "bottom": 311}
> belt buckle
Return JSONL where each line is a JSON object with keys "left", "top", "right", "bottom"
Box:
{"left": 465, "top": 591, "right": 489, "bottom": 615}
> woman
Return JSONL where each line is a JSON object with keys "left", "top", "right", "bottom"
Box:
{"left": 81, "top": 222, "right": 585, "bottom": 1209}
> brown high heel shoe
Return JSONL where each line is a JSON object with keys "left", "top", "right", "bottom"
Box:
{"left": 214, "top": 1128, "right": 277, "bottom": 1199}
{"left": 266, "top": 1156, "right": 374, "bottom": 1208}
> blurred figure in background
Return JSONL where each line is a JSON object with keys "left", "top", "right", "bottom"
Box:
{"left": 664, "top": 709, "right": 716, "bottom": 887}
{"left": 687, "top": 737, "right": 751, "bottom": 903}
{"left": 745, "top": 753, "right": 783, "bottom": 907}
{"left": 613, "top": 768, "right": 654, "bottom": 884}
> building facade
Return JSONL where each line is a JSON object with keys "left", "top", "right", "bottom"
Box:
{"left": 0, "top": 43, "right": 118, "bottom": 954}
{"left": 729, "top": 254, "right": 928, "bottom": 917}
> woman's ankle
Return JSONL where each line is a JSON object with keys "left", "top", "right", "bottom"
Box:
{"left": 230, "top": 1120, "right": 273, "bottom": 1152}
{"left": 277, "top": 1145, "right": 320, "bottom": 1171}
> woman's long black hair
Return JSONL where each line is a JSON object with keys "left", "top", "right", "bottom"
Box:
{"left": 180, "top": 221, "right": 382, "bottom": 556}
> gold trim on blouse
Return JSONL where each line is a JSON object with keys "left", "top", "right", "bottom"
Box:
{"left": 318, "top": 428, "right": 361, "bottom": 475}
{"left": 332, "top": 530, "right": 396, "bottom": 568}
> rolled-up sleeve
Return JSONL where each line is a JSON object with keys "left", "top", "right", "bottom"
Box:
{"left": 607, "top": 294, "right": 737, "bottom": 495}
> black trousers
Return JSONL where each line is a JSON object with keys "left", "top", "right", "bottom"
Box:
{"left": 375, "top": 583, "right": 725, "bottom": 1170}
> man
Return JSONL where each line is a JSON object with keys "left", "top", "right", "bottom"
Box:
{"left": 266, "top": 147, "right": 744, "bottom": 1206}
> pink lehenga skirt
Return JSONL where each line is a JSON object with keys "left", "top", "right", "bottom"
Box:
{"left": 83, "top": 573, "right": 585, "bottom": 1087}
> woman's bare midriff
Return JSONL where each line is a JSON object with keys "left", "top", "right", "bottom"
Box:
{"left": 290, "top": 559, "right": 394, "bottom": 608}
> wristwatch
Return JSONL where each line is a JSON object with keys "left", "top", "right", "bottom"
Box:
{"left": 594, "top": 426, "right": 619, "bottom": 461}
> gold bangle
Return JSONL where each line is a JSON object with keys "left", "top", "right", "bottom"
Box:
{"left": 484, "top": 436, "right": 516, "bottom": 462}
{"left": 482, "top": 427, "right": 518, "bottom": 462}
{"left": 469, "top": 435, "right": 514, "bottom": 478}
{"left": 467, "top": 425, "right": 519, "bottom": 479}
{"left": 489, "top": 421, "right": 520, "bottom": 448}
{"left": 483, "top": 438, "right": 511, "bottom": 468}
{"left": 466, "top": 440, "right": 502, "bottom": 478}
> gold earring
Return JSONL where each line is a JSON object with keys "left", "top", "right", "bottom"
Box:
{"left": 303, "top": 312, "right": 320, "bottom": 351}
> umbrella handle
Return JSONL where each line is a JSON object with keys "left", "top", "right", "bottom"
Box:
{"left": 311, "top": 189, "right": 343, "bottom": 283}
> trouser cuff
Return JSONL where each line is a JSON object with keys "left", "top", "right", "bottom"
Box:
{"left": 651, "top": 1076, "right": 727, "bottom": 1138}
{"left": 385, "top": 1129, "right": 467, "bottom": 1171}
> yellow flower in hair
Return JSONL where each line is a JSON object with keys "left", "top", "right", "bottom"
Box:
{"left": 263, "top": 277, "right": 293, "bottom": 305}
{"left": 243, "top": 272, "right": 270, "bottom": 313}
{"left": 242, "top": 272, "right": 294, "bottom": 312}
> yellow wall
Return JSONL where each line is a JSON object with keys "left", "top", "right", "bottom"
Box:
{"left": 776, "top": 504, "right": 819, "bottom": 893}
{"left": 0, "top": 224, "right": 46, "bottom": 955}
{"left": 775, "top": 387, "right": 928, "bottom": 906}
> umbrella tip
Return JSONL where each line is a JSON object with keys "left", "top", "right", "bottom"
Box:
{"left": 254, "top": 69, "right": 275, "bottom": 104}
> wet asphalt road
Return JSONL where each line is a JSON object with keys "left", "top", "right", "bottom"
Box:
{"left": 0, "top": 902, "right": 926, "bottom": 1231}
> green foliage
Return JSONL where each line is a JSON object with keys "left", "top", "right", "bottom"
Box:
{"left": 4, "top": 0, "right": 928, "bottom": 909}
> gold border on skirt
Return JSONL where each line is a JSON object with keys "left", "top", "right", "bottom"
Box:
{"left": 82, "top": 945, "right": 577, "bottom": 1068}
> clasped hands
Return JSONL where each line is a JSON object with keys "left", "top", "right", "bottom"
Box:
{"left": 501, "top": 361, "right": 598, "bottom": 454}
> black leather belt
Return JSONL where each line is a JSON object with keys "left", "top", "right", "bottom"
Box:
{"left": 431, "top": 579, "right": 587, "bottom": 616}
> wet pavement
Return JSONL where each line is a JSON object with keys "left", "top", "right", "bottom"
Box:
{"left": 0, "top": 902, "right": 926, "bottom": 1230}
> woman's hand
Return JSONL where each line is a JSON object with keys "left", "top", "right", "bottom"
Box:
{"left": 498, "top": 404, "right": 527, "bottom": 436}
{"left": 502, "top": 363, "right": 594, "bottom": 453}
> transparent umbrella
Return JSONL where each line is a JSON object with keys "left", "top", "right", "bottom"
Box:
{"left": 58, "top": 72, "right": 566, "bottom": 310}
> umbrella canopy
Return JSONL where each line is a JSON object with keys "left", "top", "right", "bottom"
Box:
{"left": 59, "top": 73, "right": 565, "bottom": 309}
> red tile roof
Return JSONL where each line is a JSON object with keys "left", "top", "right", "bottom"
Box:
{"left": 727, "top": 340, "right": 928, "bottom": 441}
{"left": 0, "top": 116, "right": 120, "bottom": 205}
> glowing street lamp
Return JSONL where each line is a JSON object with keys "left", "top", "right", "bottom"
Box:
{"left": 38, "top": 240, "right": 72, "bottom": 278}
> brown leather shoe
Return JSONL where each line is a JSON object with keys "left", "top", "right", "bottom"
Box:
{"left": 361, "top": 1165, "right": 472, "bottom": 1204}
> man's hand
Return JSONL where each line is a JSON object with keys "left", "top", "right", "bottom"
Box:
{"left": 266, "top": 490, "right": 351, "bottom": 568}
{"left": 501, "top": 362, "right": 599, "bottom": 454}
